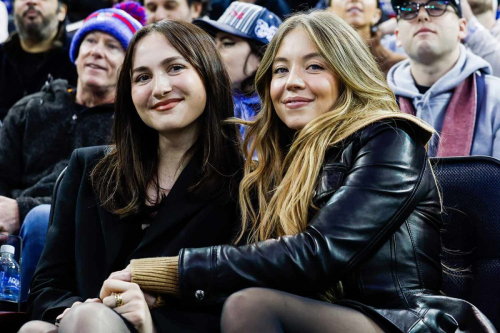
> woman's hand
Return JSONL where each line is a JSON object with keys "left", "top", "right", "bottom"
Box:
{"left": 100, "top": 279, "right": 154, "bottom": 333}
{"left": 108, "top": 265, "right": 158, "bottom": 308}
{"left": 55, "top": 298, "right": 101, "bottom": 326}
{"left": 108, "top": 264, "right": 132, "bottom": 282}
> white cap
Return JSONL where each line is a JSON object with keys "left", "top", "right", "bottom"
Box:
{"left": 0, "top": 245, "right": 15, "bottom": 255}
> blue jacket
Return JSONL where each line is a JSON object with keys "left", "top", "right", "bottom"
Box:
{"left": 233, "top": 92, "right": 261, "bottom": 138}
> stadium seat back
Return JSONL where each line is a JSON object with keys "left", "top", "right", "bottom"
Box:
{"left": 431, "top": 156, "right": 500, "bottom": 329}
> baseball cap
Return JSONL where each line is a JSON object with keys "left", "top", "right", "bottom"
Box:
{"left": 194, "top": 1, "right": 282, "bottom": 45}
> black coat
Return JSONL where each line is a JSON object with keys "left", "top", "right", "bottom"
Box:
{"left": 177, "top": 120, "right": 495, "bottom": 332}
{"left": 0, "top": 29, "right": 77, "bottom": 120}
{"left": 28, "top": 146, "right": 240, "bottom": 332}
{"left": 0, "top": 79, "right": 113, "bottom": 221}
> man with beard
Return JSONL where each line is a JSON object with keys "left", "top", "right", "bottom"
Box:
{"left": 0, "top": 0, "right": 77, "bottom": 121}
{"left": 462, "top": 0, "right": 500, "bottom": 76}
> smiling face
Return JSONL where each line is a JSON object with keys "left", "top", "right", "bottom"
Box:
{"left": 327, "top": 0, "right": 381, "bottom": 30}
{"left": 215, "top": 32, "right": 261, "bottom": 90}
{"left": 131, "top": 33, "right": 206, "bottom": 135}
{"left": 75, "top": 31, "right": 125, "bottom": 92}
{"left": 270, "top": 28, "right": 340, "bottom": 131}
{"left": 395, "top": 0, "right": 466, "bottom": 63}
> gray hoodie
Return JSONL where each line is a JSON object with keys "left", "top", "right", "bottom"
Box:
{"left": 387, "top": 44, "right": 500, "bottom": 158}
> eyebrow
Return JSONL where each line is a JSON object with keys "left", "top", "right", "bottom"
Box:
{"left": 132, "top": 56, "right": 184, "bottom": 74}
{"left": 273, "top": 52, "right": 323, "bottom": 64}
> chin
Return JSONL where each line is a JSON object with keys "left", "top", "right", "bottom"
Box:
{"left": 284, "top": 119, "right": 307, "bottom": 131}
{"left": 82, "top": 77, "right": 107, "bottom": 90}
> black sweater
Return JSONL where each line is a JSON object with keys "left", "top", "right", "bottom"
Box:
{"left": 0, "top": 79, "right": 113, "bottom": 221}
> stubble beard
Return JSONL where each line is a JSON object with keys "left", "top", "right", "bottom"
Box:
{"left": 15, "top": 10, "right": 59, "bottom": 44}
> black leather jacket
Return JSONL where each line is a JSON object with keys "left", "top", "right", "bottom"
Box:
{"left": 177, "top": 120, "right": 495, "bottom": 332}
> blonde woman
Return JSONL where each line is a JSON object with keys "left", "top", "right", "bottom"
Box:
{"left": 103, "top": 11, "right": 495, "bottom": 332}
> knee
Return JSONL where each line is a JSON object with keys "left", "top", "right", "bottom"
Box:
{"left": 20, "top": 205, "right": 51, "bottom": 237}
{"left": 221, "top": 288, "right": 270, "bottom": 331}
{"left": 19, "top": 320, "right": 57, "bottom": 333}
{"left": 58, "top": 302, "right": 110, "bottom": 329}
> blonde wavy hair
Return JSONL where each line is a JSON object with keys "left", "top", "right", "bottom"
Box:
{"left": 235, "top": 11, "right": 434, "bottom": 245}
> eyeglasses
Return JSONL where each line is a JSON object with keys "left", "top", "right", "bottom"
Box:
{"left": 396, "top": 0, "right": 456, "bottom": 20}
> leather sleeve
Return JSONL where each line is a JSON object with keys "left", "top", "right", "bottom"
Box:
{"left": 179, "top": 123, "right": 430, "bottom": 304}
{"left": 27, "top": 150, "right": 84, "bottom": 322}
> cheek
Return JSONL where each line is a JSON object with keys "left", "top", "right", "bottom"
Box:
{"left": 131, "top": 86, "right": 149, "bottom": 112}
{"left": 313, "top": 77, "right": 339, "bottom": 110}
{"left": 270, "top": 78, "right": 283, "bottom": 107}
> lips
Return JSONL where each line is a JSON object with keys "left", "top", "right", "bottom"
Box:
{"left": 347, "top": 6, "right": 363, "bottom": 13}
{"left": 414, "top": 27, "right": 436, "bottom": 36}
{"left": 86, "top": 63, "right": 106, "bottom": 71}
{"left": 23, "top": 8, "right": 40, "bottom": 18}
{"left": 152, "top": 98, "right": 183, "bottom": 112}
{"left": 283, "top": 96, "right": 314, "bottom": 109}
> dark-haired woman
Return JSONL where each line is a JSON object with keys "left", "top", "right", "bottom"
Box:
{"left": 194, "top": 1, "right": 282, "bottom": 137}
{"left": 21, "top": 20, "right": 243, "bottom": 333}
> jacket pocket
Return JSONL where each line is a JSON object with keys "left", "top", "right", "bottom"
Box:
{"left": 313, "top": 163, "right": 346, "bottom": 208}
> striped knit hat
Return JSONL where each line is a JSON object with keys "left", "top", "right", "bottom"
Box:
{"left": 69, "top": 8, "right": 143, "bottom": 63}
{"left": 194, "top": 1, "right": 282, "bottom": 45}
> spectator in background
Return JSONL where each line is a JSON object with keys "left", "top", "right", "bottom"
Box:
{"left": 0, "top": 8, "right": 142, "bottom": 302}
{"left": 143, "top": 0, "right": 206, "bottom": 23}
{"left": 326, "top": 0, "right": 406, "bottom": 75}
{"left": 388, "top": 0, "right": 500, "bottom": 158}
{"left": 195, "top": 1, "right": 282, "bottom": 136}
{"left": 0, "top": 1, "right": 7, "bottom": 43}
{"left": 462, "top": 0, "right": 500, "bottom": 76}
{"left": 0, "top": 0, "right": 78, "bottom": 121}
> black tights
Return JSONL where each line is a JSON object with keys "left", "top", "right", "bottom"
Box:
{"left": 221, "top": 288, "right": 385, "bottom": 333}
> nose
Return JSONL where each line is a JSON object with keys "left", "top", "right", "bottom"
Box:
{"left": 152, "top": 72, "right": 172, "bottom": 100}
{"left": 154, "top": 7, "right": 170, "bottom": 22}
{"left": 285, "top": 66, "right": 306, "bottom": 91}
{"left": 417, "top": 4, "right": 430, "bottom": 22}
{"left": 89, "top": 41, "right": 105, "bottom": 58}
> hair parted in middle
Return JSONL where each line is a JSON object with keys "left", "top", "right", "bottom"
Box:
{"left": 234, "top": 10, "right": 434, "bottom": 244}
{"left": 91, "top": 19, "right": 243, "bottom": 218}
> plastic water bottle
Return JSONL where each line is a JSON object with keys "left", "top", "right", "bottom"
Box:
{"left": 0, "top": 245, "right": 20, "bottom": 303}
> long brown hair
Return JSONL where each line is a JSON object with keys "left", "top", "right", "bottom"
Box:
{"left": 234, "top": 11, "right": 434, "bottom": 244}
{"left": 92, "top": 20, "right": 243, "bottom": 218}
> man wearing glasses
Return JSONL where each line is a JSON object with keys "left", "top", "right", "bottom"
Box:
{"left": 387, "top": 0, "right": 500, "bottom": 159}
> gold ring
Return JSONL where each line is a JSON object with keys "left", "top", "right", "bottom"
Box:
{"left": 114, "top": 292, "right": 124, "bottom": 307}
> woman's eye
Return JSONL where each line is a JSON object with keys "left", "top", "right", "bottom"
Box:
{"left": 169, "top": 65, "right": 185, "bottom": 73}
{"left": 222, "top": 41, "right": 235, "bottom": 47}
{"left": 85, "top": 37, "right": 96, "bottom": 44}
{"left": 307, "top": 64, "right": 324, "bottom": 71}
{"left": 273, "top": 67, "right": 288, "bottom": 75}
{"left": 134, "top": 74, "right": 150, "bottom": 83}
{"left": 107, "top": 44, "right": 119, "bottom": 50}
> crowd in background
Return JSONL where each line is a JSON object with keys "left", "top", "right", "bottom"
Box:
{"left": 0, "top": 0, "right": 499, "bottom": 331}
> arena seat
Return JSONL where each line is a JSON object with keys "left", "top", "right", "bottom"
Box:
{"left": 431, "top": 156, "right": 500, "bottom": 329}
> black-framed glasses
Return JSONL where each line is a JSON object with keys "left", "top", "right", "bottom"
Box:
{"left": 396, "top": 0, "right": 454, "bottom": 20}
